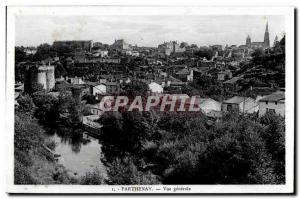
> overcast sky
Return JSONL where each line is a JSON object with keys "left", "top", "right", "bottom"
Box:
{"left": 15, "top": 15, "right": 285, "bottom": 47}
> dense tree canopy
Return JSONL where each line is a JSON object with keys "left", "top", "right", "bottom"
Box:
{"left": 99, "top": 109, "right": 285, "bottom": 184}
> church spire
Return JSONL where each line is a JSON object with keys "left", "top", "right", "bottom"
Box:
{"left": 264, "top": 22, "right": 270, "bottom": 48}
{"left": 246, "top": 34, "right": 251, "bottom": 48}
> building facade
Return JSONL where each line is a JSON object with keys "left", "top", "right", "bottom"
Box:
{"left": 245, "top": 22, "right": 270, "bottom": 49}
{"left": 258, "top": 91, "right": 285, "bottom": 117}
{"left": 53, "top": 40, "right": 93, "bottom": 52}
{"left": 158, "top": 41, "right": 186, "bottom": 55}
{"left": 111, "top": 39, "right": 131, "bottom": 51}
{"left": 222, "top": 96, "right": 258, "bottom": 114}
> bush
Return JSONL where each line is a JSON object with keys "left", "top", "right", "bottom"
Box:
{"left": 80, "top": 168, "right": 106, "bottom": 185}
{"left": 108, "top": 157, "right": 160, "bottom": 185}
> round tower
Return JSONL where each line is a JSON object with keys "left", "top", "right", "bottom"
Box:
{"left": 46, "top": 66, "right": 55, "bottom": 90}
{"left": 24, "top": 64, "right": 39, "bottom": 93}
{"left": 37, "top": 67, "right": 47, "bottom": 90}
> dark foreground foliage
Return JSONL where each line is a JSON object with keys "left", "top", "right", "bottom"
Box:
{"left": 99, "top": 111, "right": 285, "bottom": 184}
{"left": 14, "top": 93, "right": 105, "bottom": 184}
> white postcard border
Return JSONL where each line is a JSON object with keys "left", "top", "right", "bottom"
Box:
{"left": 6, "top": 6, "right": 294, "bottom": 194}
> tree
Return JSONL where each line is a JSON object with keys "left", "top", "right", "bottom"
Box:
{"left": 107, "top": 157, "right": 160, "bottom": 185}
{"left": 99, "top": 111, "right": 148, "bottom": 157}
{"left": 57, "top": 92, "right": 81, "bottom": 127}
{"left": 194, "top": 48, "right": 214, "bottom": 60}
{"left": 32, "top": 92, "right": 59, "bottom": 124}
{"left": 33, "top": 43, "right": 55, "bottom": 61}
{"left": 123, "top": 80, "right": 149, "bottom": 96}
{"left": 15, "top": 46, "right": 27, "bottom": 62}
{"left": 181, "top": 85, "right": 200, "bottom": 96}
{"left": 260, "top": 112, "right": 285, "bottom": 183}
{"left": 99, "top": 98, "right": 284, "bottom": 184}
{"left": 15, "top": 111, "right": 44, "bottom": 153}
{"left": 17, "top": 94, "right": 35, "bottom": 114}
{"left": 31, "top": 83, "right": 45, "bottom": 93}
{"left": 251, "top": 48, "right": 266, "bottom": 66}
{"left": 157, "top": 113, "right": 278, "bottom": 184}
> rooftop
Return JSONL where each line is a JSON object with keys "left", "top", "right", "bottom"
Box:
{"left": 224, "top": 76, "right": 243, "bottom": 84}
{"left": 259, "top": 91, "right": 285, "bottom": 102}
{"left": 176, "top": 68, "right": 190, "bottom": 75}
{"left": 223, "top": 96, "right": 248, "bottom": 104}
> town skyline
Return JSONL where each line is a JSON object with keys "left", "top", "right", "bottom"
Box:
{"left": 15, "top": 15, "right": 285, "bottom": 47}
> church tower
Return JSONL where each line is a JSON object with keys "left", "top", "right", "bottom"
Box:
{"left": 246, "top": 35, "right": 251, "bottom": 48}
{"left": 264, "top": 22, "right": 270, "bottom": 48}
{"left": 273, "top": 35, "right": 279, "bottom": 47}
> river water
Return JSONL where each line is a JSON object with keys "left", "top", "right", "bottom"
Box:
{"left": 48, "top": 128, "right": 107, "bottom": 177}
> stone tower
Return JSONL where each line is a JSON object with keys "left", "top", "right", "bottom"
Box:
{"left": 24, "top": 63, "right": 55, "bottom": 93}
{"left": 246, "top": 35, "right": 251, "bottom": 48}
{"left": 264, "top": 22, "right": 270, "bottom": 48}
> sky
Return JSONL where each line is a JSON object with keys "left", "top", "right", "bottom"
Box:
{"left": 15, "top": 15, "right": 285, "bottom": 47}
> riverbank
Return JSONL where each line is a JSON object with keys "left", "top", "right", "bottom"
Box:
{"left": 15, "top": 92, "right": 107, "bottom": 184}
{"left": 14, "top": 111, "right": 79, "bottom": 184}
{"left": 15, "top": 110, "right": 108, "bottom": 184}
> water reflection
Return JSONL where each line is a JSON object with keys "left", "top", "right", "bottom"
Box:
{"left": 47, "top": 125, "right": 88, "bottom": 153}
{"left": 46, "top": 125, "right": 106, "bottom": 176}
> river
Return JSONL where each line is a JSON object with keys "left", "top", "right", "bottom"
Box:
{"left": 47, "top": 127, "right": 107, "bottom": 177}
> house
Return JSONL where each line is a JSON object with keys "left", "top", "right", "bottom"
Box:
{"left": 165, "top": 76, "right": 186, "bottom": 88}
{"left": 184, "top": 97, "right": 221, "bottom": 115}
{"left": 167, "top": 65, "right": 187, "bottom": 75}
{"left": 55, "top": 80, "right": 72, "bottom": 91}
{"left": 198, "top": 98, "right": 221, "bottom": 114}
{"left": 223, "top": 76, "right": 243, "bottom": 91}
{"left": 125, "top": 50, "right": 139, "bottom": 57}
{"left": 197, "top": 60, "right": 215, "bottom": 69}
{"left": 66, "top": 76, "right": 85, "bottom": 85}
{"left": 106, "top": 82, "right": 121, "bottom": 94}
{"left": 258, "top": 91, "right": 285, "bottom": 117}
{"left": 217, "top": 70, "right": 232, "bottom": 81}
{"left": 148, "top": 82, "right": 164, "bottom": 93}
{"left": 71, "top": 84, "right": 90, "bottom": 104}
{"left": 222, "top": 96, "right": 258, "bottom": 114}
{"left": 175, "top": 68, "right": 193, "bottom": 82}
{"left": 92, "top": 49, "right": 108, "bottom": 57}
{"left": 24, "top": 47, "right": 37, "bottom": 55}
{"left": 190, "top": 67, "right": 203, "bottom": 79}
{"left": 91, "top": 83, "right": 106, "bottom": 95}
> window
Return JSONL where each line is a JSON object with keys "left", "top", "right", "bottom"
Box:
{"left": 266, "top": 101, "right": 268, "bottom": 105}
{"left": 275, "top": 102, "right": 278, "bottom": 105}
{"left": 227, "top": 104, "right": 232, "bottom": 111}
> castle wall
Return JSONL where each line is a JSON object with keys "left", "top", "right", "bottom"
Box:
{"left": 46, "top": 67, "right": 55, "bottom": 90}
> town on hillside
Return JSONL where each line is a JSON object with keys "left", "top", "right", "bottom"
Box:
{"left": 14, "top": 22, "right": 286, "bottom": 185}
{"left": 15, "top": 23, "right": 285, "bottom": 119}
